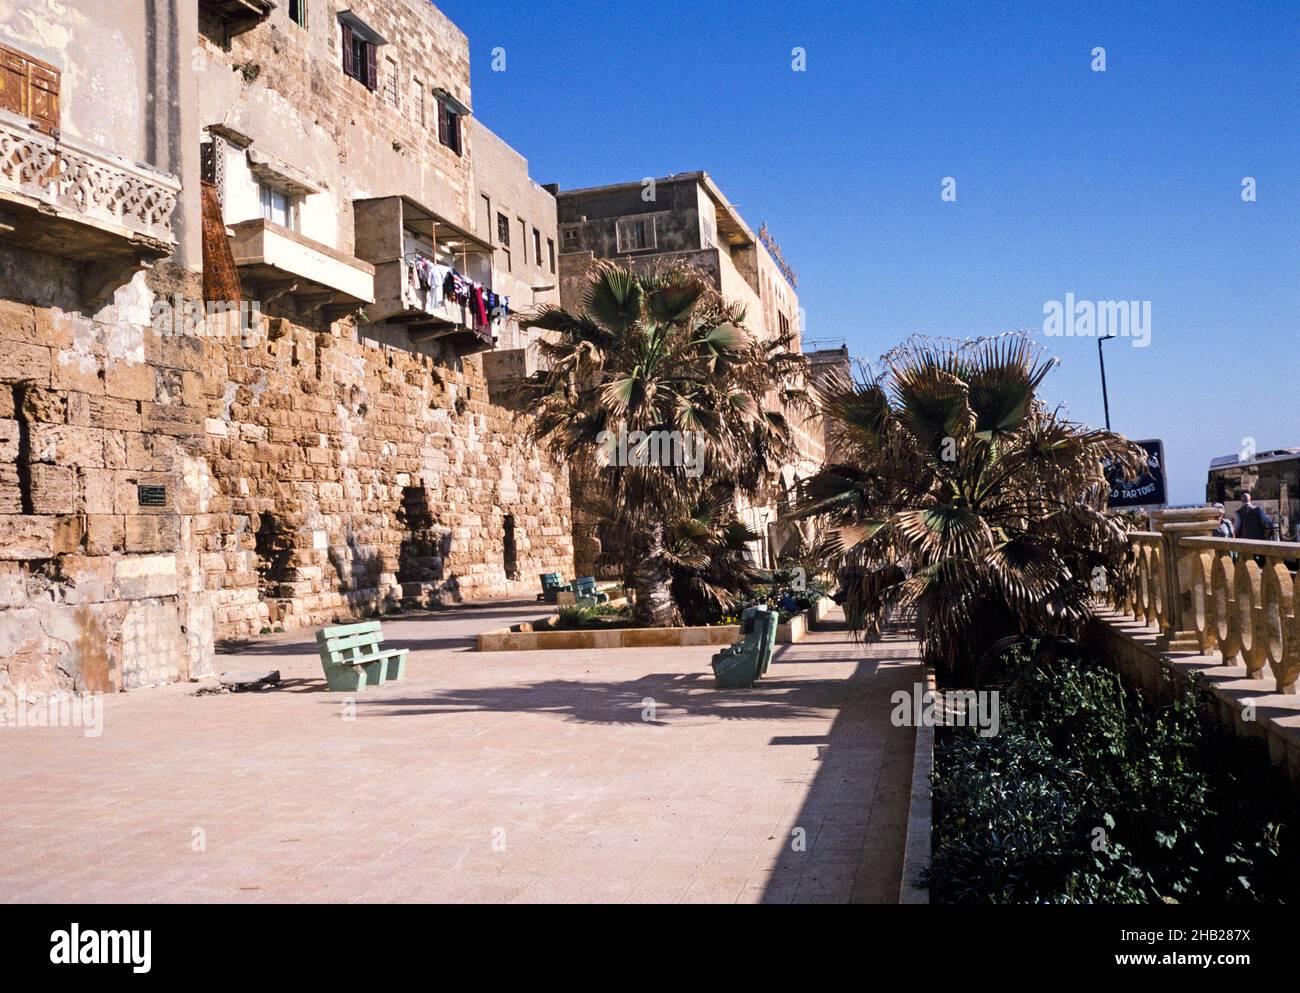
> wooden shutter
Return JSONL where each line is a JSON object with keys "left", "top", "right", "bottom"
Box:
{"left": 0, "top": 47, "right": 25, "bottom": 116}
{"left": 28, "top": 62, "right": 59, "bottom": 134}
{"left": 436, "top": 96, "right": 448, "bottom": 144}
{"left": 448, "top": 111, "right": 460, "bottom": 154}
{"left": 364, "top": 42, "right": 377, "bottom": 91}
{"left": 341, "top": 23, "right": 354, "bottom": 77}
{"left": 0, "top": 43, "right": 60, "bottom": 135}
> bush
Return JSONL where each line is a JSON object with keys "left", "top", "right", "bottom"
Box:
{"left": 928, "top": 654, "right": 1300, "bottom": 903}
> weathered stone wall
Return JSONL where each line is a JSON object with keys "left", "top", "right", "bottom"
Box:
{"left": 0, "top": 249, "right": 213, "bottom": 695}
{"left": 198, "top": 311, "right": 573, "bottom": 639}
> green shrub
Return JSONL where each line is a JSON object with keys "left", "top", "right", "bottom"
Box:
{"left": 928, "top": 654, "right": 1299, "bottom": 903}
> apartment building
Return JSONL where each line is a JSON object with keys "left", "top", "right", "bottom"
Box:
{"left": 0, "top": 0, "right": 573, "bottom": 694}
{"left": 555, "top": 172, "right": 820, "bottom": 569}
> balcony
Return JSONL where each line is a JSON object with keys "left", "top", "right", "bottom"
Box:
{"left": 227, "top": 218, "right": 375, "bottom": 309}
{"left": 353, "top": 195, "right": 496, "bottom": 354}
{"left": 200, "top": 0, "right": 275, "bottom": 37}
{"left": 0, "top": 113, "right": 180, "bottom": 278}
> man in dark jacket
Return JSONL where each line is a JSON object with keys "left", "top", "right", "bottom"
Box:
{"left": 1234, "top": 491, "right": 1276, "bottom": 540}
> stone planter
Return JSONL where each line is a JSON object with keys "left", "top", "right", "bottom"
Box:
{"left": 477, "top": 622, "right": 740, "bottom": 652}
{"left": 775, "top": 596, "right": 837, "bottom": 644}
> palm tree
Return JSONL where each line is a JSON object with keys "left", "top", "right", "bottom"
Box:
{"left": 522, "top": 262, "right": 806, "bottom": 627}
{"left": 791, "top": 333, "right": 1146, "bottom": 676}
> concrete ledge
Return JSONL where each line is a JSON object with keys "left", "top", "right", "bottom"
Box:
{"left": 1092, "top": 607, "right": 1300, "bottom": 796}
{"left": 477, "top": 596, "right": 839, "bottom": 652}
{"left": 899, "top": 668, "right": 935, "bottom": 904}
{"left": 477, "top": 623, "right": 740, "bottom": 652}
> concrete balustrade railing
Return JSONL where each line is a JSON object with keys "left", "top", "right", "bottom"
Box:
{"left": 1112, "top": 507, "right": 1300, "bottom": 693}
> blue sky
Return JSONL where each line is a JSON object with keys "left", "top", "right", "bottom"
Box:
{"left": 441, "top": 0, "right": 1300, "bottom": 504}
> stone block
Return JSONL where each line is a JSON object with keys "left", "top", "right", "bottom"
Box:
{"left": 141, "top": 402, "right": 202, "bottom": 437}
{"left": 84, "top": 515, "right": 125, "bottom": 556}
{"left": 55, "top": 555, "right": 114, "bottom": 605}
{"left": 81, "top": 468, "right": 115, "bottom": 514}
{"left": 124, "top": 513, "right": 179, "bottom": 553}
{"left": 52, "top": 514, "right": 85, "bottom": 555}
{"left": 50, "top": 349, "right": 103, "bottom": 394}
{"left": 0, "top": 561, "right": 24, "bottom": 607}
{"left": 1, "top": 342, "right": 52, "bottom": 386}
{"left": 0, "top": 299, "right": 35, "bottom": 345}
{"left": 114, "top": 553, "right": 179, "bottom": 599}
{"left": 0, "top": 418, "right": 15, "bottom": 463}
{"left": 0, "top": 515, "right": 55, "bottom": 559}
{"left": 28, "top": 464, "right": 76, "bottom": 514}
{"left": 0, "top": 463, "right": 20, "bottom": 514}
{"left": 113, "top": 471, "right": 172, "bottom": 514}
{"left": 103, "top": 361, "right": 156, "bottom": 402}
{"left": 86, "top": 395, "right": 142, "bottom": 432}
{"left": 30, "top": 424, "right": 104, "bottom": 468}
{"left": 19, "top": 385, "right": 67, "bottom": 424}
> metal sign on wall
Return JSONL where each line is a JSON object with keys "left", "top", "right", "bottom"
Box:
{"left": 1107, "top": 438, "right": 1166, "bottom": 509}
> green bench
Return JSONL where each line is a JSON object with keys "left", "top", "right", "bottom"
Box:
{"left": 711, "top": 606, "right": 778, "bottom": 689}
{"left": 315, "top": 620, "right": 409, "bottom": 692}
{"left": 538, "top": 572, "right": 572, "bottom": 604}
{"left": 574, "top": 576, "right": 609, "bottom": 605}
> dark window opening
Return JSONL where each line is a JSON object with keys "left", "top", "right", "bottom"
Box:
{"left": 341, "top": 22, "right": 377, "bottom": 90}
{"left": 547, "top": 238, "right": 556, "bottom": 273}
{"left": 496, "top": 212, "right": 510, "bottom": 246}
{"left": 289, "top": 0, "right": 307, "bottom": 28}
{"left": 254, "top": 514, "right": 294, "bottom": 600}
{"left": 436, "top": 97, "right": 461, "bottom": 155}
{"left": 503, "top": 513, "right": 518, "bottom": 581}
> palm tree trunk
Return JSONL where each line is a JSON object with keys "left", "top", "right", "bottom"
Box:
{"left": 632, "top": 520, "right": 682, "bottom": 627}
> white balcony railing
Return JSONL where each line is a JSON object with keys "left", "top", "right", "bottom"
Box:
{"left": 0, "top": 113, "right": 180, "bottom": 253}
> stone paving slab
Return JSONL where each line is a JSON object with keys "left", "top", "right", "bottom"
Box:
{"left": 0, "top": 599, "right": 922, "bottom": 903}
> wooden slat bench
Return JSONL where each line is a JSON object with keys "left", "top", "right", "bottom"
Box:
{"left": 315, "top": 620, "right": 409, "bottom": 692}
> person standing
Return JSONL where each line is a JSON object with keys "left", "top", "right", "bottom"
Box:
{"left": 1233, "top": 491, "right": 1275, "bottom": 540}
{"left": 1213, "top": 503, "right": 1234, "bottom": 539}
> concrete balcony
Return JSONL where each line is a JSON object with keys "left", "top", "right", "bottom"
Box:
{"left": 0, "top": 112, "right": 180, "bottom": 265}
{"left": 353, "top": 195, "right": 496, "bottom": 353}
{"left": 228, "top": 218, "right": 375, "bottom": 309}
{"left": 199, "top": 0, "right": 275, "bottom": 36}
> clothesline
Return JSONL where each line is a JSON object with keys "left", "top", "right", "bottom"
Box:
{"left": 404, "top": 250, "right": 509, "bottom": 345}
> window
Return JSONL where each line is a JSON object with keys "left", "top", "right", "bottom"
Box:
{"left": 519, "top": 219, "right": 528, "bottom": 263}
{"left": 616, "top": 215, "right": 657, "bottom": 253}
{"left": 501, "top": 248, "right": 511, "bottom": 273}
{"left": 0, "top": 42, "right": 59, "bottom": 135}
{"left": 561, "top": 225, "right": 580, "bottom": 251}
{"left": 701, "top": 218, "right": 716, "bottom": 250}
{"left": 436, "top": 96, "right": 461, "bottom": 155}
{"left": 258, "top": 181, "right": 296, "bottom": 230}
{"left": 481, "top": 195, "right": 492, "bottom": 239}
{"left": 496, "top": 212, "right": 510, "bottom": 247}
{"left": 288, "top": 0, "right": 307, "bottom": 28}
{"left": 384, "top": 57, "right": 399, "bottom": 108}
{"left": 533, "top": 228, "right": 542, "bottom": 268}
{"left": 547, "top": 238, "right": 555, "bottom": 274}
{"left": 413, "top": 77, "right": 424, "bottom": 126}
{"left": 341, "top": 22, "right": 377, "bottom": 90}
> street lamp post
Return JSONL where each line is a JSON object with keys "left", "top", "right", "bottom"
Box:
{"left": 1098, "top": 332, "right": 1117, "bottom": 430}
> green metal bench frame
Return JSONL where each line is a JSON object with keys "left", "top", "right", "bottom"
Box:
{"left": 711, "top": 606, "right": 778, "bottom": 689}
{"left": 574, "top": 576, "right": 609, "bottom": 605}
{"left": 538, "top": 572, "right": 572, "bottom": 604}
{"left": 315, "top": 620, "right": 409, "bottom": 692}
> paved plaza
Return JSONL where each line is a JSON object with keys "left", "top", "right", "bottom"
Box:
{"left": 0, "top": 602, "right": 922, "bottom": 903}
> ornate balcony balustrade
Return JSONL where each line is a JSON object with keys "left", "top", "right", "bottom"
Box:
{"left": 0, "top": 113, "right": 180, "bottom": 259}
{"left": 1113, "top": 507, "right": 1300, "bottom": 693}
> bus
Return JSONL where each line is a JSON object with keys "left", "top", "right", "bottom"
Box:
{"left": 1206, "top": 448, "right": 1300, "bottom": 541}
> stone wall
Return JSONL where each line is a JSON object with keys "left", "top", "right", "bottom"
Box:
{"left": 198, "top": 309, "right": 573, "bottom": 639}
{"left": 0, "top": 249, "right": 212, "bottom": 695}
